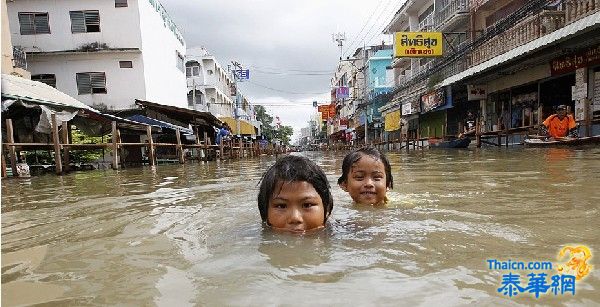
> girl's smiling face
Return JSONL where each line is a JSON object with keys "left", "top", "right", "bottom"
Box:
{"left": 340, "top": 155, "right": 388, "bottom": 206}
{"left": 267, "top": 180, "right": 326, "bottom": 233}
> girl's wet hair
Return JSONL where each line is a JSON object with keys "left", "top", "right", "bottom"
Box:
{"left": 258, "top": 155, "right": 333, "bottom": 223}
{"left": 337, "top": 146, "right": 393, "bottom": 189}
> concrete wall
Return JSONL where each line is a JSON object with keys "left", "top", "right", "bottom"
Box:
{"left": 138, "top": 0, "right": 186, "bottom": 107}
{"left": 7, "top": 0, "right": 143, "bottom": 52}
{"left": 27, "top": 51, "right": 146, "bottom": 109}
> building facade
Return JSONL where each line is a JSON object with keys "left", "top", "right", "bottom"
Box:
{"left": 7, "top": 0, "right": 187, "bottom": 110}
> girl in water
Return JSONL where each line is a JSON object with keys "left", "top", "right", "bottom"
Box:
{"left": 338, "top": 146, "right": 393, "bottom": 206}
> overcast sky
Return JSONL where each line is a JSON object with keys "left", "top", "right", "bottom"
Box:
{"left": 161, "top": 0, "right": 401, "bottom": 141}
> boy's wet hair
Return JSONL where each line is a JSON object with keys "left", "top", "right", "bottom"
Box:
{"left": 257, "top": 155, "right": 333, "bottom": 223}
{"left": 337, "top": 146, "right": 393, "bottom": 189}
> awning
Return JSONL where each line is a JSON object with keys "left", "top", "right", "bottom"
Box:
{"left": 1, "top": 73, "right": 91, "bottom": 110}
{"left": 440, "top": 11, "right": 600, "bottom": 87}
{"left": 135, "top": 99, "right": 221, "bottom": 127}
{"left": 219, "top": 117, "right": 256, "bottom": 135}
{"left": 127, "top": 114, "right": 193, "bottom": 135}
{"left": 1, "top": 74, "right": 153, "bottom": 134}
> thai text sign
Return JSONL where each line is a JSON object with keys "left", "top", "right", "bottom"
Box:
{"left": 394, "top": 32, "right": 443, "bottom": 57}
{"left": 467, "top": 84, "right": 487, "bottom": 101}
{"left": 551, "top": 44, "right": 600, "bottom": 75}
{"left": 384, "top": 110, "right": 401, "bottom": 132}
{"left": 336, "top": 86, "right": 350, "bottom": 99}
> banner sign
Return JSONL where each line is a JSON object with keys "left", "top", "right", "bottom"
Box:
{"left": 384, "top": 110, "right": 401, "bottom": 132}
{"left": 467, "top": 84, "right": 487, "bottom": 101}
{"left": 328, "top": 103, "right": 336, "bottom": 118}
{"left": 234, "top": 69, "right": 250, "bottom": 80}
{"left": 394, "top": 32, "right": 443, "bottom": 57}
{"left": 551, "top": 44, "right": 600, "bottom": 76}
{"left": 421, "top": 88, "right": 446, "bottom": 113}
{"left": 336, "top": 86, "right": 350, "bottom": 99}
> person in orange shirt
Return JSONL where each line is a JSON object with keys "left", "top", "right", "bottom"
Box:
{"left": 540, "top": 105, "right": 578, "bottom": 138}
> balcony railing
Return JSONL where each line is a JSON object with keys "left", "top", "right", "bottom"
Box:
{"left": 12, "top": 46, "right": 27, "bottom": 69}
{"left": 435, "top": 0, "right": 469, "bottom": 28}
{"left": 564, "top": 0, "right": 599, "bottom": 24}
{"left": 470, "top": 10, "right": 566, "bottom": 66}
{"left": 418, "top": 14, "right": 434, "bottom": 31}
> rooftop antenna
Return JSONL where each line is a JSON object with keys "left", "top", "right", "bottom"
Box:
{"left": 332, "top": 32, "right": 346, "bottom": 60}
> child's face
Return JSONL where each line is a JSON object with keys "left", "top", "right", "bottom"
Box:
{"left": 267, "top": 180, "right": 326, "bottom": 233}
{"left": 340, "top": 155, "right": 388, "bottom": 206}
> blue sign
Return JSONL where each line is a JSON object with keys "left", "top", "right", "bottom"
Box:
{"left": 235, "top": 69, "right": 250, "bottom": 81}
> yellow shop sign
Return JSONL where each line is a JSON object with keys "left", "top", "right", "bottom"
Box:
{"left": 394, "top": 32, "right": 443, "bottom": 57}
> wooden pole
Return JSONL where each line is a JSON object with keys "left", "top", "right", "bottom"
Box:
{"left": 5, "top": 119, "right": 18, "bottom": 176}
{"left": 175, "top": 129, "right": 184, "bottom": 164}
{"left": 1, "top": 143, "right": 6, "bottom": 178}
{"left": 239, "top": 138, "right": 243, "bottom": 159}
{"left": 219, "top": 138, "right": 224, "bottom": 160}
{"left": 146, "top": 125, "right": 155, "bottom": 166}
{"left": 112, "top": 121, "right": 119, "bottom": 170}
{"left": 585, "top": 98, "right": 591, "bottom": 137}
{"left": 51, "top": 114, "right": 63, "bottom": 174}
{"left": 62, "top": 121, "right": 70, "bottom": 172}
{"left": 203, "top": 131, "right": 209, "bottom": 161}
{"left": 476, "top": 118, "right": 482, "bottom": 148}
{"left": 117, "top": 128, "right": 125, "bottom": 169}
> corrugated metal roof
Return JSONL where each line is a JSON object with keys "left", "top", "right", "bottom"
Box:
{"left": 440, "top": 11, "right": 600, "bottom": 87}
{"left": 1, "top": 74, "right": 92, "bottom": 110}
{"left": 128, "top": 114, "right": 193, "bottom": 135}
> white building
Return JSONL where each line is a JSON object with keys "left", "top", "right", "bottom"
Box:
{"left": 185, "top": 47, "right": 235, "bottom": 117}
{"left": 7, "top": 0, "right": 187, "bottom": 110}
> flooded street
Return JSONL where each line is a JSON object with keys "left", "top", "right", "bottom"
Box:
{"left": 2, "top": 148, "right": 600, "bottom": 306}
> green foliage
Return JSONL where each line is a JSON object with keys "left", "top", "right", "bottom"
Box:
{"left": 69, "top": 127, "right": 106, "bottom": 162}
{"left": 274, "top": 125, "right": 294, "bottom": 146}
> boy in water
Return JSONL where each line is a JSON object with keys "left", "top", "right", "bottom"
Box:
{"left": 338, "top": 146, "right": 393, "bottom": 206}
{"left": 258, "top": 155, "right": 334, "bottom": 233}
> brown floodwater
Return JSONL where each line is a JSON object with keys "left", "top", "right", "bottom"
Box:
{"left": 2, "top": 147, "right": 599, "bottom": 306}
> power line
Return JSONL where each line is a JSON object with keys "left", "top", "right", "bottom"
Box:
{"left": 251, "top": 68, "right": 333, "bottom": 76}
{"left": 361, "top": 0, "right": 405, "bottom": 48}
{"left": 245, "top": 80, "right": 329, "bottom": 95}
{"left": 345, "top": 0, "right": 398, "bottom": 57}
{"left": 343, "top": 0, "right": 391, "bottom": 57}
{"left": 248, "top": 65, "right": 333, "bottom": 73}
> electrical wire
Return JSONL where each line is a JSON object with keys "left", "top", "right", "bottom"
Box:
{"left": 245, "top": 80, "right": 330, "bottom": 95}
{"left": 342, "top": 0, "right": 389, "bottom": 57}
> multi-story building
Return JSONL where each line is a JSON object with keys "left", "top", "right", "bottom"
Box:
{"left": 1, "top": 0, "right": 29, "bottom": 78}
{"left": 185, "top": 47, "right": 235, "bottom": 117}
{"left": 379, "top": 0, "right": 600, "bottom": 145}
{"left": 6, "top": 0, "right": 187, "bottom": 110}
{"left": 185, "top": 47, "right": 259, "bottom": 135}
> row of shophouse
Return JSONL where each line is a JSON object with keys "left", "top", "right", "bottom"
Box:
{"left": 313, "top": 0, "right": 600, "bottom": 147}
{"left": 2, "top": 0, "right": 260, "bottom": 140}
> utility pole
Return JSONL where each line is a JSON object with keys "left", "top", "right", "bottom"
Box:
{"left": 231, "top": 61, "right": 242, "bottom": 136}
{"left": 332, "top": 32, "right": 346, "bottom": 60}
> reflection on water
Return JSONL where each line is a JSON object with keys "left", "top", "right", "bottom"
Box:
{"left": 2, "top": 148, "right": 600, "bottom": 306}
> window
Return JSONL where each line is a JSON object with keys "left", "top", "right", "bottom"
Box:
{"left": 119, "top": 61, "right": 133, "bottom": 68}
{"left": 31, "top": 74, "right": 56, "bottom": 88}
{"left": 176, "top": 51, "right": 184, "bottom": 72}
{"left": 18, "top": 12, "right": 50, "bottom": 35}
{"left": 207, "top": 70, "right": 213, "bottom": 75}
{"left": 70, "top": 10, "right": 100, "bottom": 33}
{"left": 76, "top": 72, "right": 106, "bottom": 94}
{"left": 115, "top": 0, "right": 128, "bottom": 7}
{"left": 185, "top": 61, "right": 201, "bottom": 77}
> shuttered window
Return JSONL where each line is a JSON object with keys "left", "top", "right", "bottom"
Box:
{"left": 70, "top": 10, "right": 100, "bottom": 33}
{"left": 115, "top": 0, "right": 128, "bottom": 7}
{"left": 18, "top": 12, "right": 50, "bottom": 35}
{"left": 32, "top": 74, "right": 56, "bottom": 88}
{"left": 76, "top": 72, "right": 107, "bottom": 94}
{"left": 119, "top": 61, "right": 133, "bottom": 68}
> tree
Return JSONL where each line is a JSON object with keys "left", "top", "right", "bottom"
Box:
{"left": 275, "top": 125, "right": 294, "bottom": 145}
{"left": 255, "top": 105, "right": 275, "bottom": 140}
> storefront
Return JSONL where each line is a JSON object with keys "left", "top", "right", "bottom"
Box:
{"left": 419, "top": 87, "right": 452, "bottom": 138}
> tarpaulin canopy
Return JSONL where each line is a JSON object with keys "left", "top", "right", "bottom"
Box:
{"left": 127, "top": 114, "right": 193, "bottom": 135}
